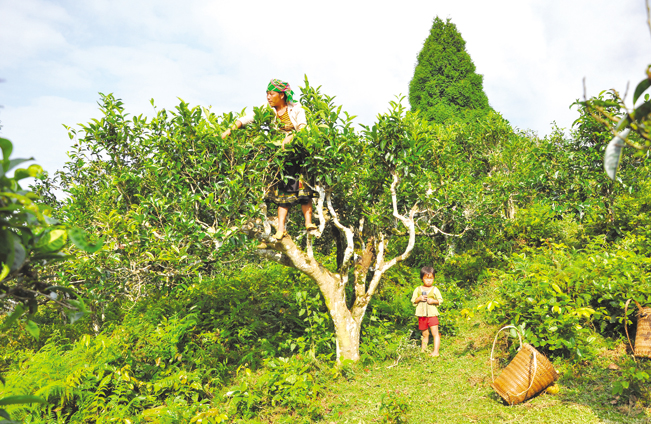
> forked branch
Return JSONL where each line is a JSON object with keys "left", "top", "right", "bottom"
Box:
{"left": 326, "top": 192, "right": 355, "bottom": 275}
{"left": 364, "top": 173, "right": 418, "bottom": 298}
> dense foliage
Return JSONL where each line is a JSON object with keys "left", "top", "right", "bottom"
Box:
{"left": 3, "top": 57, "right": 651, "bottom": 419}
{"left": 581, "top": 65, "right": 651, "bottom": 180}
{"left": 0, "top": 137, "right": 102, "bottom": 422}
{"left": 409, "top": 17, "right": 492, "bottom": 125}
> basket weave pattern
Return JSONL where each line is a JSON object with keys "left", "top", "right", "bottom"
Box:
{"left": 491, "top": 343, "right": 559, "bottom": 405}
{"left": 635, "top": 306, "right": 651, "bottom": 358}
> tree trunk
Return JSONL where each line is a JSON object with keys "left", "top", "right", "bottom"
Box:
{"left": 317, "top": 272, "right": 364, "bottom": 361}
{"left": 257, "top": 235, "right": 368, "bottom": 361}
{"left": 250, "top": 176, "right": 417, "bottom": 362}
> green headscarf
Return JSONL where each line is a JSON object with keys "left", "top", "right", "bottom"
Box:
{"left": 267, "top": 79, "right": 295, "bottom": 104}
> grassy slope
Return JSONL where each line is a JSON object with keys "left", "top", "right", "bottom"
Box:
{"left": 317, "top": 321, "right": 648, "bottom": 423}
{"left": 241, "top": 286, "right": 651, "bottom": 423}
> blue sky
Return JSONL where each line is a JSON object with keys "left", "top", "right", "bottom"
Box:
{"left": 0, "top": 0, "right": 649, "bottom": 179}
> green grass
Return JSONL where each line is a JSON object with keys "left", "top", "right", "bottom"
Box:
{"left": 313, "top": 315, "right": 650, "bottom": 424}
{"left": 229, "top": 300, "right": 650, "bottom": 423}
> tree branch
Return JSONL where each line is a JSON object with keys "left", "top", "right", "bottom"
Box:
{"left": 365, "top": 173, "right": 418, "bottom": 298}
{"left": 326, "top": 191, "right": 355, "bottom": 277}
{"left": 306, "top": 185, "right": 328, "bottom": 259}
{"left": 314, "top": 184, "right": 327, "bottom": 235}
{"left": 353, "top": 238, "right": 374, "bottom": 301}
{"left": 415, "top": 218, "right": 469, "bottom": 237}
{"left": 256, "top": 248, "right": 294, "bottom": 267}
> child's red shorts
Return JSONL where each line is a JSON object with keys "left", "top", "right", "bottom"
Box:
{"left": 418, "top": 316, "right": 439, "bottom": 330}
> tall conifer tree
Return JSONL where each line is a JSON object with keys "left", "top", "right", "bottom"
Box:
{"left": 409, "top": 17, "right": 492, "bottom": 124}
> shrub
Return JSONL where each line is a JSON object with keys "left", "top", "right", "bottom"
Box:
{"left": 379, "top": 390, "right": 410, "bottom": 424}
{"left": 488, "top": 240, "right": 651, "bottom": 361}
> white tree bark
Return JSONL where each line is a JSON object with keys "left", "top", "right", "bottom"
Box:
{"left": 247, "top": 175, "right": 418, "bottom": 361}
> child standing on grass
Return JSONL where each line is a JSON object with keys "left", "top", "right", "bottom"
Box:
{"left": 411, "top": 266, "right": 443, "bottom": 357}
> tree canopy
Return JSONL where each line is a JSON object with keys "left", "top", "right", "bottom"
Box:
{"left": 43, "top": 79, "right": 486, "bottom": 361}
{"left": 3, "top": 71, "right": 651, "bottom": 420}
{"left": 409, "top": 17, "right": 492, "bottom": 125}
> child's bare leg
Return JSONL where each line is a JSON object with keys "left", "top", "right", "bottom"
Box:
{"left": 430, "top": 325, "right": 440, "bottom": 357}
{"left": 421, "top": 328, "right": 430, "bottom": 352}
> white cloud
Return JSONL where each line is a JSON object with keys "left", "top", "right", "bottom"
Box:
{"left": 0, "top": 96, "right": 98, "bottom": 175}
{"left": 0, "top": 0, "right": 72, "bottom": 66}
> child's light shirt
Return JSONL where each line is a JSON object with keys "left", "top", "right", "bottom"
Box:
{"left": 411, "top": 286, "right": 443, "bottom": 317}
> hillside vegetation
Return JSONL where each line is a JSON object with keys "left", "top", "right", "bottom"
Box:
{"left": 2, "top": 12, "right": 651, "bottom": 422}
{"left": 0, "top": 76, "right": 649, "bottom": 422}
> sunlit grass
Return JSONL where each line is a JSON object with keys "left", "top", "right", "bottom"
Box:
{"left": 313, "top": 311, "right": 650, "bottom": 424}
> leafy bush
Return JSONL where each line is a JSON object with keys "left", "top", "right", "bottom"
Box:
{"left": 0, "top": 138, "right": 101, "bottom": 333}
{"left": 1, "top": 261, "right": 341, "bottom": 422}
{"left": 379, "top": 390, "right": 410, "bottom": 424}
{"left": 0, "top": 136, "right": 104, "bottom": 422}
{"left": 2, "top": 315, "right": 216, "bottom": 422}
{"left": 612, "top": 358, "right": 651, "bottom": 400}
{"left": 503, "top": 202, "right": 585, "bottom": 248}
{"left": 489, "top": 240, "right": 651, "bottom": 361}
{"left": 224, "top": 355, "right": 324, "bottom": 421}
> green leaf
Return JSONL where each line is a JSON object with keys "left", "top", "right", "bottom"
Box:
{"left": 0, "top": 395, "right": 47, "bottom": 406}
{"left": 31, "top": 252, "right": 68, "bottom": 262}
{"left": 551, "top": 283, "right": 563, "bottom": 294}
{"left": 25, "top": 320, "right": 40, "bottom": 339}
{"left": 44, "top": 286, "right": 78, "bottom": 297}
{"left": 66, "top": 298, "right": 87, "bottom": 324}
{"left": 633, "top": 77, "right": 651, "bottom": 104}
{"left": 9, "top": 235, "right": 26, "bottom": 273}
{"left": 631, "top": 99, "right": 651, "bottom": 122}
{"left": 604, "top": 129, "right": 629, "bottom": 180}
{"left": 591, "top": 99, "right": 620, "bottom": 108}
{"left": 13, "top": 164, "right": 43, "bottom": 181}
{"left": 0, "top": 138, "right": 13, "bottom": 162}
{"left": 43, "top": 215, "right": 60, "bottom": 225}
{"left": 66, "top": 310, "right": 86, "bottom": 324}
{"left": 0, "top": 193, "right": 41, "bottom": 217}
{"left": 4, "top": 158, "right": 34, "bottom": 175}
{"left": 36, "top": 229, "right": 68, "bottom": 252}
{"left": 67, "top": 227, "right": 104, "bottom": 253}
{"left": 0, "top": 304, "right": 25, "bottom": 330}
{"left": 0, "top": 263, "right": 9, "bottom": 282}
{"left": 0, "top": 408, "right": 11, "bottom": 420}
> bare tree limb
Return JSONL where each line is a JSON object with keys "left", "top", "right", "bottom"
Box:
{"left": 326, "top": 191, "right": 355, "bottom": 277}
{"left": 415, "top": 219, "right": 469, "bottom": 237}
{"left": 306, "top": 185, "right": 328, "bottom": 259}
{"left": 364, "top": 173, "right": 418, "bottom": 298}
{"left": 314, "top": 184, "right": 327, "bottom": 235}
{"left": 256, "top": 248, "right": 294, "bottom": 267}
{"left": 374, "top": 205, "right": 417, "bottom": 277}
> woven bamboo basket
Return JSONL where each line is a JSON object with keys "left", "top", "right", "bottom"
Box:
{"left": 490, "top": 326, "right": 559, "bottom": 405}
{"left": 625, "top": 299, "right": 651, "bottom": 359}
